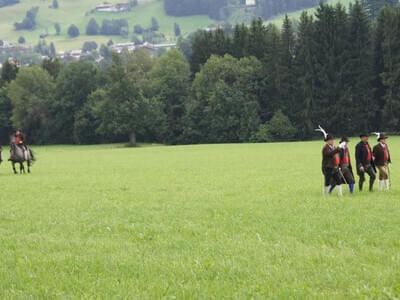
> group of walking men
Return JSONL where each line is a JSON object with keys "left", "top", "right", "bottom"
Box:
{"left": 318, "top": 127, "right": 392, "bottom": 196}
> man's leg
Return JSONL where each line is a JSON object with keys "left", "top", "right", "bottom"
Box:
{"left": 359, "top": 171, "right": 365, "bottom": 191}
{"left": 366, "top": 166, "right": 376, "bottom": 192}
{"left": 378, "top": 166, "right": 384, "bottom": 191}
{"left": 333, "top": 169, "right": 342, "bottom": 196}
{"left": 323, "top": 168, "right": 335, "bottom": 195}
{"left": 323, "top": 168, "right": 330, "bottom": 195}
{"left": 382, "top": 165, "right": 390, "bottom": 191}
{"left": 343, "top": 168, "right": 355, "bottom": 194}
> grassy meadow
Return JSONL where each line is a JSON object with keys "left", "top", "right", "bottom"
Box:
{"left": 0, "top": 138, "right": 399, "bottom": 298}
{"left": 0, "top": 0, "right": 214, "bottom": 51}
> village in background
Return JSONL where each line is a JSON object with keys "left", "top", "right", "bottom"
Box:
{"left": 0, "top": 0, "right": 264, "bottom": 66}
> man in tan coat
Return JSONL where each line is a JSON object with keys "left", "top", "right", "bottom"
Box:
{"left": 373, "top": 133, "right": 391, "bottom": 191}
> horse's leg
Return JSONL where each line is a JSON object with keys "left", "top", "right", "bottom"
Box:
{"left": 27, "top": 160, "right": 31, "bottom": 173}
{"left": 12, "top": 162, "right": 17, "bottom": 174}
{"left": 20, "top": 162, "right": 25, "bottom": 174}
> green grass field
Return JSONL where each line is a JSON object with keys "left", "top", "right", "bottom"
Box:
{"left": 0, "top": 0, "right": 354, "bottom": 51}
{"left": 1, "top": 138, "right": 399, "bottom": 298}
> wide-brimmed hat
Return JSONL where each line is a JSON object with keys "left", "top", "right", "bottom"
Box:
{"left": 340, "top": 137, "right": 349, "bottom": 143}
{"left": 377, "top": 133, "right": 388, "bottom": 141}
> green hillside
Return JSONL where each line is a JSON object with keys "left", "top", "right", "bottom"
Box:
{"left": 268, "top": 0, "right": 353, "bottom": 27}
{"left": 0, "top": 0, "right": 353, "bottom": 51}
{"left": 0, "top": 0, "right": 214, "bottom": 51}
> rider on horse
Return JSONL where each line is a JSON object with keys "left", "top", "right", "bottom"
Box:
{"left": 9, "top": 129, "right": 34, "bottom": 173}
{"left": 10, "top": 129, "right": 27, "bottom": 160}
{"left": 14, "top": 129, "right": 26, "bottom": 149}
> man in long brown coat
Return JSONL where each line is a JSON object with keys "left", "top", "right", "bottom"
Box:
{"left": 321, "top": 134, "right": 345, "bottom": 196}
{"left": 373, "top": 133, "right": 391, "bottom": 191}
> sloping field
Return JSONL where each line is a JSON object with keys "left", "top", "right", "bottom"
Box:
{"left": 0, "top": 0, "right": 213, "bottom": 50}
{"left": 0, "top": 138, "right": 399, "bottom": 298}
{"left": 0, "top": 0, "right": 354, "bottom": 51}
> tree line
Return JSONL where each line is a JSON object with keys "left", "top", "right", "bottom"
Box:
{"left": 0, "top": 2, "right": 400, "bottom": 146}
{"left": 0, "top": 0, "right": 19, "bottom": 8}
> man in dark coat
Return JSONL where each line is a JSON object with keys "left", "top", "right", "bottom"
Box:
{"left": 373, "top": 133, "right": 391, "bottom": 191}
{"left": 321, "top": 134, "right": 345, "bottom": 196}
{"left": 355, "top": 133, "right": 376, "bottom": 192}
{"left": 338, "top": 137, "right": 355, "bottom": 194}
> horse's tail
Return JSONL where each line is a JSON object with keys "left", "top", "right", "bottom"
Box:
{"left": 28, "top": 148, "right": 36, "bottom": 163}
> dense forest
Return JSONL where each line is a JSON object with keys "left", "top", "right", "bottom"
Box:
{"left": 362, "top": 0, "right": 397, "bottom": 17}
{"left": 164, "top": 0, "right": 228, "bottom": 20}
{"left": 0, "top": 0, "right": 19, "bottom": 8}
{"left": 1, "top": 2, "right": 400, "bottom": 146}
{"left": 164, "top": 0, "right": 319, "bottom": 20}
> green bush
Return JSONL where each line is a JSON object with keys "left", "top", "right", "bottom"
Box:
{"left": 250, "top": 110, "right": 296, "bottom": 143}
{"left": 250, "top": 123, "right": 272, "bottom": 143}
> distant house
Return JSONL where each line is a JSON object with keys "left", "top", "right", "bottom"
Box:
{"left": 205, "top": 24, "right": 226, "bottom": 33}
{"left": 140, "top": 42, "right": 156, "bottom": 56}
{"left": 95, "top": 3, "right": 114, "bottom": 12}
{"left": 62, "top": 49, "right": 87, "bottom": 61}
{"left": 245, "top": 0, "right": 256, "bottom": 6}
{"left": 153, "top": 43, "right": 176, "bottom": 49}
{"left": 115, "top": 3, "right": 130, "bottom": 11}
{"left": 111, "top": 42, "right": 136, "bottom": 53}
{"left": 95, "top": 2, "right": 130, "bottom": 12}
{"left": 0, "top": 40, "right": 13, "bottom": 49}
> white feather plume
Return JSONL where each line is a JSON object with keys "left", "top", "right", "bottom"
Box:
{"left": 315, "top": 125, "right": 328, "bottom": 139}
{"left": 371, "top": 132, "right": 380, "bottom": 139}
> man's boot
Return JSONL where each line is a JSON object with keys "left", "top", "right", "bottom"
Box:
{"left": 323, "top": 186, "right": 329, "bottom": 196}
{"left": 384, "top": 179, "right": 390, "bottom": 191}
{"left": 359, "top": 180, "right": 364, "bottom": 192}
{"left": 337, "top": 185, "right": 343, "bottom": 196}
{"left": 349, "top": 184, "right": 354, "bottom": 194}
{"left": 378, "top": 180, "right": 383, "bottom": 191}
{"left": 369, "top": 178, "right": 375, "bottom": 192}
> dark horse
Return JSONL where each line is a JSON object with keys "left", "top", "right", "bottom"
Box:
{"left": 9, "top": 143, "right": 34, "bottom": 174}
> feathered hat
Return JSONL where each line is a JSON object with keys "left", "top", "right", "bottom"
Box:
{"left": 315, "top": 125, "right": 333, "bottom": 141}
{"left": 371, "top": 132, "right": 388, "bottom": 142}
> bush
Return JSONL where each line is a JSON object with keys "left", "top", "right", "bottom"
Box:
{"left": 14, "top": 6, "right": 39, "bottom": 30}
{"left": 174, "top": 22, "right": 181, "bottom": 36}
{"left": 0, "top": 0, "right": 19, "bottom": 8}
{"left": 134, "top": 24, "right": 143, "bottom": 34}
{"left": 86, "top": 18, "right": 99, "bottom": 35}
{"left": 250, "top": 110, "right": 296, "bottom": 142}
{"left": 267, "top": 110, "right": 297, "bottom": 141}
{"left": 250, "top": 123, "right": 272, "bottom": 143}
{"left": 131, "top": 33, "right": 142, "bottom": 44}
{"left": 18, "top": 36, "right": 26, "bottom": 44}
{"left": 100, "top": 19, "right": 129, "bottom": 36}
{"left": 68, "top": 24, "right": 80, "bottom": 38}
{"left": 54, "top": 23, "right": 61, "bottom": 35}
{"left": 82, "top": 41, "right": 98, "bottom": 53}
{"left": 150, "top": 17, "right": 159, "bottom": 31}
